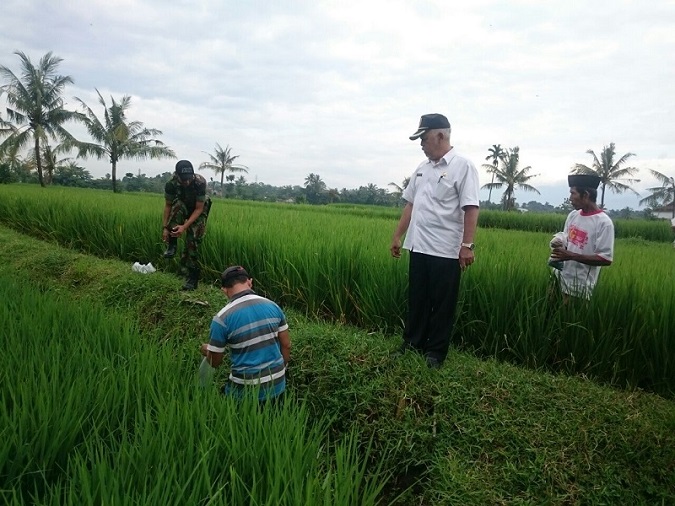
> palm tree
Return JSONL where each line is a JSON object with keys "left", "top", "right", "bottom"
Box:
{"left": 199, "top": 143, "right": 248, "bottom": 195}
{"left": 0, "top": 146, "right": 33, "bottom": 183}
{"left": 572, "top": 143, "right": 639, "bottom": 208}
{"left": 485, "top": 144, "right": 506, "bottom": 203}
{"left": 0, "top": 51, "right": 80, "bottom": 187}
{"left": 388, "top": 183, "right": 403, "bottom": 201}
{"left": 41, "top": 143, "right": 72, "bottom": 185}
{"left": 481, "top": 146, "right": 540, "bottom": 211}
{"left": 72, "top": 89, "right": 175, "bottom": 192}
{"left": 0, "top": 109, "right": 12, "bottom": 137}
{"left": 639, "top": 169, "right": 675, "bottom": 218}
{"left": 327, "top": 188, "right": 340, "bottom": 204}
{"left": 304, "top": 173, "right": 327, "bottom": 204}
{"left": 388, "top": 178, "right": 410, "bottom": 207}
{"left": 388, "top": 177, "right": 411, "bottom": 197}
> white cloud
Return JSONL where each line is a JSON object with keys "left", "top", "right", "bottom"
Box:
{"left": 1, "top": 0, "right": 674, "bottom": 209}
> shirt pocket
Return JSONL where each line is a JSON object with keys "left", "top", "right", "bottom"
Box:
{"left": 433, "top": 179, "right": 457, "bottom": 201}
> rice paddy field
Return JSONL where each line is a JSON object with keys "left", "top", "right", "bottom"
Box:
{"left": 0, "top": 185, "right": 673, "bottom": 395}
{"left": 1, "top": 184, "right": 674, "bottom": 504}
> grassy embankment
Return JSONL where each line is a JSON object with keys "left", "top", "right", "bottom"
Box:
{"left": 1, "top": 225, "right": 673, "bottom": 505}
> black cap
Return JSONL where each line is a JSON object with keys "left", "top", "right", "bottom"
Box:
{"left": 568, "top": 174, "right": 601, "bottom": 189}
{"left": 175, "top": 160, "right": 194, "bottom": 180}
{"left": 221, "top": 265, "right": 250, "bottom": 286}
{"left": 409, "top": 113, "right": 451, "bottom": 140}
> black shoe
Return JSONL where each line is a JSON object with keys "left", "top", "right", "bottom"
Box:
{"left": 164, "top": 237, "right": 178, "bottom": 258}
{"left": 425, "top": 356, "right": 442, "bottom": 369}
{"left": 182, "top": 268, "right": 200, "bottom": 291}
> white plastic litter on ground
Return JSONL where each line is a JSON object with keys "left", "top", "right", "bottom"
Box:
{"left": 131, "top": 262, "right": 156, "bottom": 274}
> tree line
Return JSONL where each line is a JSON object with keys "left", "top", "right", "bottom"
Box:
{"left": 0, "top": 51, "right": 250, "bottom": 194}
{"left": 480, "top": 143, "right": 674, "bottom": 216}
{"left": 1, "top": 51, "right": 673, "bottom": 215}
{"left": 0, "top": 52, "right": 175, "bottom": 192}
{"left": 0, "top": 51, "right": 401, "bottom": 206}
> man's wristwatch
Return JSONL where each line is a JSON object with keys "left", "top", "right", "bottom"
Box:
{"left": 461, "top": 242, "right": 475, "bottom": 251}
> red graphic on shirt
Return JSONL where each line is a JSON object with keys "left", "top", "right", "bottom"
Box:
{"left": 568, "top": 225, "right": 588, "bottom": 249}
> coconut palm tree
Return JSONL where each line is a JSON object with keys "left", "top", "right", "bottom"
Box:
{"left": 0, "top": 109, "right": 12, "bottom": 136}
{"left": 485, "top": 144, "right": 506, "bottom": 203}
{"left": 304, "top": 173, "right": 327, "bottom": 204}
{"left": 199, "top": 143, "right": 248, "bottom": 196}
{"left": 0, "top": 145, "right": 33, "bottom": 183}
{"left": 639, "top": 169, "right": 675, "bottom": 218}
{"left": 481, "top": 146, "right": 540, "bottom": 211}
{"left": 388, "top": 177, "right": 411, "bottom": 200}
{"left": 572, "top": 143, "right": 639, "bottom": 208}
{"left": 327, "top": 188, "right": 340, "bottom": 204}
{"left": 0, "top": 51, "right": 80, "bottom": 187}
{"left": 71, "top": 89, "right": 175, "bottom": 192}
{"left": 41, "top": 143, "right": 72, "bottom": 185}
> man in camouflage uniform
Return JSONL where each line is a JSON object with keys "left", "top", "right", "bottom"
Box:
{"left": 162, "top": 160, "right": 212, "bottom": 290}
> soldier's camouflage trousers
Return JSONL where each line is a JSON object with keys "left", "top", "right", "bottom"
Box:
{"left": 167, "top": 198, "right": 211, "bottom": 269}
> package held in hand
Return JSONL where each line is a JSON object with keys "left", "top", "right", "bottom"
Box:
{"left": 198, "top": 357, "right": 216, "bottom": 387}
{"left": 548, "top": 232, "right": 567, "bottom": 270}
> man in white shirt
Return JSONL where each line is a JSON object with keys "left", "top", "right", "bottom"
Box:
{"left": 551, "top": 174, "right": 614, "bottom": 299}
{"left": 390, "top": 113, "right": 480, "bottom": 368}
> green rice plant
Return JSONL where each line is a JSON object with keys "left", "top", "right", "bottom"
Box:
{"left": 0, "top": 185, "right": 673, "bottom": 395}
{"left": 1, "top": 235, "right": 674, "bottom": 505}
{"left": 479, "top": 209, "right": 674, "bottom": 242}
{"left": 456, "top": 228, "right": 675, "bottom": 394}
{"left": 0, "top": 273, "right": 391, "bottom": 505}
{"left": 613, "top": 218, "right": 673, "bottom": 242}
{"left": 479, "top": 209, "right": 566, "bottom": 233}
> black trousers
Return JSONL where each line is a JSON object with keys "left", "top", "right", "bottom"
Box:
{"left": 403, "top": 251, "right": 461, "bottom": 362}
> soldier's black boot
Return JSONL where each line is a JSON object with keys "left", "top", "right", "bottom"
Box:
{"left": 182, "top": 267, "right": 200, "bottom": 291}
{"left": 164, "top": 237, "right": 178, "bottom": 258}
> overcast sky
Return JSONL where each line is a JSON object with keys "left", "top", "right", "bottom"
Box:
{"left": 2, "top": 0, "right": 674, "bottom": 209}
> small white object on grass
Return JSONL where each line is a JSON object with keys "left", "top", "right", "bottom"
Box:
{"left": 131, "top": 262, "right": 156, "bottom": 274}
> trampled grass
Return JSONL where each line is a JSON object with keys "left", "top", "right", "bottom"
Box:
{"left": 1, "top": 230, "right": 673, "bottom": 504}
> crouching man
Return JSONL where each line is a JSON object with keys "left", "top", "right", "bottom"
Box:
{"left": 200, "top": 266, "right": 291, "bottom": 404}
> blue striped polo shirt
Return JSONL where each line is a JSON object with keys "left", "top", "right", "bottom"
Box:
{"left": 207, "top": 289, "right": 288, "bottom": 400}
